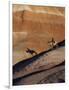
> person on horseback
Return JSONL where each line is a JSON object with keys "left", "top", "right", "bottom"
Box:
{"left": 48, "top": 38, "right": 58, "bottom": 49}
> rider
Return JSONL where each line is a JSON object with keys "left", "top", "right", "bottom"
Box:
{"left": 48, "top": 38, "right": 57, "bottom": 48}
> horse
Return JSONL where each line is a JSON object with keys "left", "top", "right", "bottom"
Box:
{"left": 26, "top": 48, "right": 37, "bottom": 55}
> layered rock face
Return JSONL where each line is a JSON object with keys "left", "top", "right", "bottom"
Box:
{"left": 13, "top": 5, "right": 65, "bottom": 64}
{"left": 13, "top": 5, "right": 65, "bottom": 85}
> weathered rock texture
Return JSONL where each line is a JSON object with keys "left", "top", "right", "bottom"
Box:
{"left": 13, "top": 4, "right": 65, "bottom": 85}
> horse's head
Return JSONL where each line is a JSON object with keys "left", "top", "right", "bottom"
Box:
{"left": 26, "top": 48, "right": 30, "bottom": 53}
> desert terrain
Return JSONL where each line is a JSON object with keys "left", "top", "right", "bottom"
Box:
{"left": 13, "top": 4, "right": 65, "bottom": 85}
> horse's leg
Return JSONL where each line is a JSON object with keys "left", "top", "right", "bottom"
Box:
{"left": 56, "top": 44, "right": 58, "bottom": 49}
{"left": 31, "top": 52, "right": 34, "bottom": 56}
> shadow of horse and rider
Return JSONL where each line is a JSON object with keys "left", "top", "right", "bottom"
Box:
{"left": 26, "top": 38, "right": 59, "bottom": 56}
